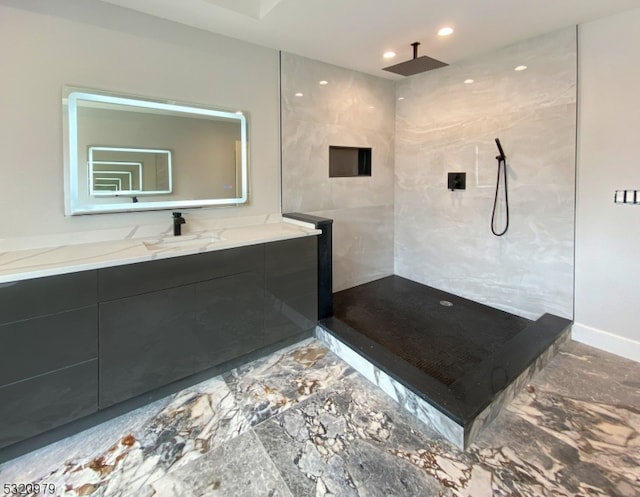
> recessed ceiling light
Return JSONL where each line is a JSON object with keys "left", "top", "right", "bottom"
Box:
{"left": 464, "top": 79, "right": 474, "bottom": 84}
{"left": 235, "top": 111, "right": 243, "bottom": 115}
{"left": 397, "top": 97, "right": 405, "bottom": 101}
{"left": 514, "top": 65, "right": 528, "bottom": 71}
{"left": 295, "top": 92, "right": 304, "bottom": 97}
{"left": 438, "top": 26, "right": 454, "bottom": 36}
{"left": 383, "top": 51, "right": 396, "bottom": 59}
{"left": 319, "top": 80, "right": 329, "bottom": 85}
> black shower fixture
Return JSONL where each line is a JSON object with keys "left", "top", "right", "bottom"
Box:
{"left": 448, "top": 172, "right": 466, "bottom": 191}
{"left": 495, "top": 138, "right": 506, "bottom": 162}
{"left": 491, "top": 138, "right": 509, "bottom": 236}
{"left": 383, "top": 42, "right": 448, "bottom": 76}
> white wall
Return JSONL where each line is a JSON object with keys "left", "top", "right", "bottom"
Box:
{"left": 280, "top": 53, "right": 396, "bottom": 291}
{"left": 395, "top": 28, "right": 577, "bottom": 320}
{"left": 0, "top": 0, "right": 280, "bottom": 241}
{"left": 574, "top": 8, "right": 640, "bottom": 362}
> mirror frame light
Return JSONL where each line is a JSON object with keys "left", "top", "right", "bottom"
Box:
{"left": 91, "top": 165, "right": 140, "bottom": 195}
{"left": 64, "top": 89, "right": 249, "bottom": 215}
{"left": 88, "top": 147, "right": 171, "bottom": 197}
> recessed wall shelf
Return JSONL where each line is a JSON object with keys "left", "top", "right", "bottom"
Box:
{"left": 329, "top": 146, "right": 372, "bottom": 177}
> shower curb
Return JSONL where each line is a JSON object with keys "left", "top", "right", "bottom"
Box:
{"left": 317, "top": 315, "right": 571, "bottom": 450}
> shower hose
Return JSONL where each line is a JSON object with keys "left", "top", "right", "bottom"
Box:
{"left": 491, "top": 156, "right": 509, "bottom": 236}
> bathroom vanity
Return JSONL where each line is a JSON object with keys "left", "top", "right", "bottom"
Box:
{"left": 0, "top": 220, "right": 319, "bottom": 451}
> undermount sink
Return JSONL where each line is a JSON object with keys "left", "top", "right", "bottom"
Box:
{"left": 142, "top": 233, "right": 223, "bottom": 251}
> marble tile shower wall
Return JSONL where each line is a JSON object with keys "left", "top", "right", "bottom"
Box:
{"left": 280, "top": 53, "right": 396, "bottom": 291}
{"left": 394, "top": 28, "right": 577, "bottom": 319}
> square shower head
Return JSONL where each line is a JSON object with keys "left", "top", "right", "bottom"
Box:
{"left": 383, "top": 55, "right": 448, "bottom": 76}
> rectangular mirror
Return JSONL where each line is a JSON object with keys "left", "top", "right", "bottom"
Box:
{"left": 64, "top": 87, "right": 248, "bottom": 215}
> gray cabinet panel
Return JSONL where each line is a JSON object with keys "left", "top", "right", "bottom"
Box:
{"left": 1, "top": 237, "right": 319, "bottom": 451}
{"left": 0, "top": 271, "right": 96, "bottom": 325}
{"left": 99, "top": 285, "right": 201, "bottom": 408}
{"left": 194, "top": 271, "right": 265, "bottom": 367}
{"left": 264, "top": 237, "right": 318, "bottom": 344}
{"left": 0, "top": 360, "right": 98, "bottom": 450}
{"left": 98, "top": 245, "right": 263, "bottom": 301}
{"left": 99, "top": 270, "right": 266, "bottom": 408}
{"left": 0, "top": 306, "right": 97, "bottom": 386}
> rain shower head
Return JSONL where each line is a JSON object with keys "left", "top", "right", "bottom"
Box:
{"left": 383, "top": 42, "right": 448, "bottom": 76}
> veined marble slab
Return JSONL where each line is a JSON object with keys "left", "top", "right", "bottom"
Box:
{"left": 1, "top": 339, "right": 637, "bottom": 496}
{"left": 0, "top": 215, "right": 319, "bottom": 283}
{"left": 224, "top": 339, "right": 353, "bottom": 426}
{"left": 316, "top": 326, "right": 466, "bottom": 448}
{"left": 0, "top": 376, "right": 250, "bottom": 496}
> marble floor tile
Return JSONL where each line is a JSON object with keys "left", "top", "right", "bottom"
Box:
{"left": 223, "top": 338, "right": 353, "bottom": 426}
{"left": 1, "top": 339, "right": 638, "bottom": 497}
{"left": 0, "top": 396, "right": 172, "bottom": 485}
{"left": 139, "top": 430, "right": 293, "bottom": 497}
{"left": 529, "top": 340, "right": 640, "bottom": 406}
{"left": 254, "top": 341, "right": 640, "bottom": 497}
{"left": 254, "top": 372, "right": 454, "bottom": 497}
{"left": 0, "top": 376, "right": 249, "bottom": 496}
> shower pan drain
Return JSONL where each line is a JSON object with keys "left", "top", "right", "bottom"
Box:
{"left": 439, "top": 300, "right": 453, "bottom": 307}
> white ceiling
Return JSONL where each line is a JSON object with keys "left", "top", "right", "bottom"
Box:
{"left": 99, "top": 0, "right": 639, "bottom": 79}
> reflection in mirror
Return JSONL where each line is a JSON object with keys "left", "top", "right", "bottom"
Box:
{"left": 93, "top": 172, "right": 131, "bottom": 191}
{"left": 64, "top": 87, "right": 248, "bottom": 215}
{"left": 88, "top": 147, "right": 171, "bottom": 196}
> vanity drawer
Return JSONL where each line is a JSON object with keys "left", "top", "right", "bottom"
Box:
{"left": 0, "top": 360, "right": 98, "bottom": 450}
{"left": 0, "top": 306, "right": 98, "bottom": 387}
{"left": 0, "top": 271, "right": 97, "bottom": 325}
{"left": 98, "top": 244, "right": 264, "bottom": 301}
{"left": 99, "top": 269, "right": 265, "bottom": 408}
{"left": 99, "top": 284, "right": 201, "bottom": 408}
{"left": 193, "top": 270, "right": 265, "bottom": 366}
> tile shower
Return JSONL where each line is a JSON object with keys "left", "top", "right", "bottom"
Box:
{"left": 280, "top": 52, "right": 396, "bottom": 292}
{"left": 281, "top": 26, "right": 576, "bottom": 321}
{"left": 281, "top": 28, "right": 578, "bottom": 446}
{"left": 394, "top": 27, "right": 576, "bottom": 320}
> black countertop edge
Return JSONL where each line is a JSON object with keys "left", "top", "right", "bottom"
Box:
{"left": 450, "top": 313, "right": 573, "bottom": 423}
{"left": 319, "top": 317, "right": 465, "bottom": 425}
{"left": 284, "top": 212, "right": 334, "bottom": 227}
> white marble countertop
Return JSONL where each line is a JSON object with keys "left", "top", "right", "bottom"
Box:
{"left": 0, "top": 217, "right": 320, "bottom": 284}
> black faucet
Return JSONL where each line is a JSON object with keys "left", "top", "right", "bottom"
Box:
{"left": 172, "top": 212, "right": 186, "bottom": 236}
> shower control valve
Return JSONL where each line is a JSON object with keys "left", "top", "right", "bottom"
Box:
{"left": 447, "top": 172, "right": 466, "bottom": 191}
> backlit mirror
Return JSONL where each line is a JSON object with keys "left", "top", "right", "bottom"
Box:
{"left": 88, "top": 146, "right": 172, "bottom": 196}
{"left": 64, "top": 87, "right": 248, "bottom": 215}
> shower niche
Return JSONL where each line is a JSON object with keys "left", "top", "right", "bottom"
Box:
{"left": 329, "top": 146, "right": 372, "bottom": 177}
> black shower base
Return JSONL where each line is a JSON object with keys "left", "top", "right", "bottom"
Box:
{"left": 319, "top": 275, "right": 571, "bottom": 431}
{"left": 331, "top": 275, "right": 531, "bottom": 386}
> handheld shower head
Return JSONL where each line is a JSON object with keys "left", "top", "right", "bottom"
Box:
{"left": 495, "top": 138, "right": 506, "bottom": 161}
{"left": 491, "top": 137, "right": 509, "bottom": 236}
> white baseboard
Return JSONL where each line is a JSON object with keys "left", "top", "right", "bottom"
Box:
{"left": 572, "top": 323, "right": 640, "bottom": 363}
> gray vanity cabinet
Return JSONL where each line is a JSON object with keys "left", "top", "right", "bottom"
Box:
{"left": 0, "top": 235, "right": 318, "bottom": 451}
{"left": 99, "top": 284, "right": 199, "bottom": 408}
{"left": 193, "top": 271, "right": 265, "bottom": 367}
{"left": 0, "top": 272, "right": 98, "bottom": 450}
{"left": 264, "top": 237, "right": 318, "bottom": 345}
{"left": 98, "top": 245, "right": 266, "bottom": 408}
